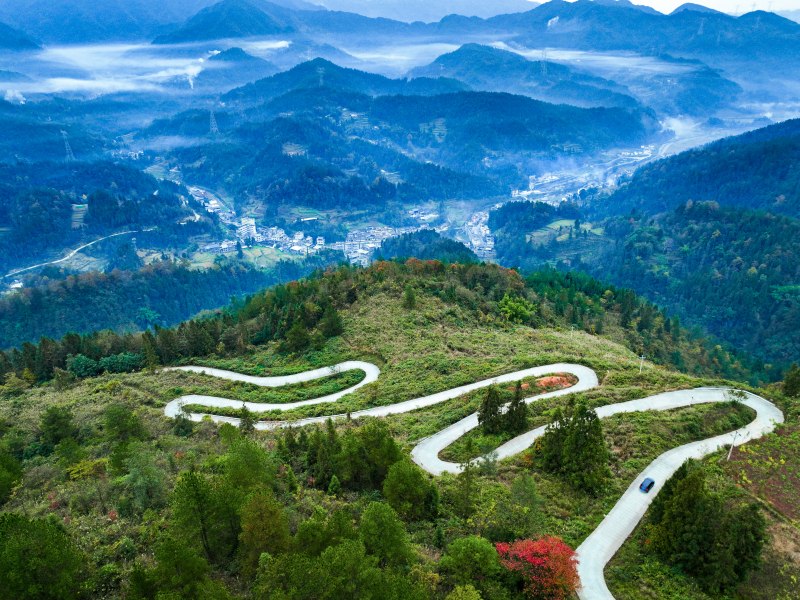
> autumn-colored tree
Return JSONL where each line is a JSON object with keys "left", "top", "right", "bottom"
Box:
{"left": 495, "top": 536, "right": 579, "bottom": 600}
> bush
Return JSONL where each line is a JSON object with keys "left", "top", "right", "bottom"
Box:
{"left": 99, "top": 352, "right": 143, "bottom": 374}
{"left": 496, "top": 536, "right": 579, "bottom": 600}
{"left": 382, "top": 459, "right": 439, "bottom": 521}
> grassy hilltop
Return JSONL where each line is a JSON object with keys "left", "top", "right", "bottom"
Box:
{"left": 0, "top": 261, "right": 798, "bottom": 599}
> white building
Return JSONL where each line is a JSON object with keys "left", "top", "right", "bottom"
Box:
{"left": 237, "top": 217, "right": 257, "bottom": 240}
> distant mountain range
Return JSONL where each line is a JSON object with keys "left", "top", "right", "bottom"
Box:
{"left": 222, "top": 57, "right": 467, "bottom": 103}
{"left": 0, "top": 0, "right": 317, "bottom": 43}
{"left": 410, "top": 44, "right": 640, "bottom": 109}
{"left": 0, "top": 21, "right": 39, "bottom": 50}
{"left": 193, "top": 47, "right": 279, "bottom": 91}
{"left": 153, "top": 0, "right": 294, "bottom": 44}
{"left": 308, "top": 0, "right": 539, "bottom": 22}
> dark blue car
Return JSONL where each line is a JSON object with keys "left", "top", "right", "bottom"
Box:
{"left": 639, "top": 478, "right": 655, "bottom": 493}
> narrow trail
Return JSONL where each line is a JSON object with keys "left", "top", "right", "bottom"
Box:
{"left": 162, "top": 361, "right": 784, "bottom": 599}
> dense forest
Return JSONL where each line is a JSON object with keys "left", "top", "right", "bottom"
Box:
{"left": 0, "top": 161, "right": 208, "bottom": 272}
{"left": 166, "top": 115, "right": 503, "bottom": 217}
{"left": 604, "top": 118, "right": 800, "bottom": 218}
{"left": 489, "top": 201, "right": 582, "bottom": 267}
{"left": 489, "top": 199, "right": 799, "bottom": 372}
{"left": 0, "top": 253, "right": 343, "bottom": 349}
{"left": 582, "top": 203, "right": 800, "bottom": 366}
{"left": 0, "top": 260, "right": 759, "bottom": 386}
{"left": 376, "top": 230, "right": 478, "bottom": 264}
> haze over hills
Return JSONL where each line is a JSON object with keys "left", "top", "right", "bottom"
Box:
{"left": 2, "top": 3, "right": 800, "bottom": 600}
{"left": 222, "top": 57, "right": 467, "bottom": 103}
{"left": 489, "top": 119, "right": 800, "bottom": 366}
{"left": 308, "top": 0, "right": 540, "bottom": 22}
{"left": 409, "top": 44, "right": 640, "bottom": 109}
{"left": 0, "top": 22, "right": 39, "bottom": 51}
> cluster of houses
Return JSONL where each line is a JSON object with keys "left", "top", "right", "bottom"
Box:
{"left": 201, "top": 218, "right": 327, "bottom": 257}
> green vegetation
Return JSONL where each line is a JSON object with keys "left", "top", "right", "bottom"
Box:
{"left": 377, "top": 230, "right": 478, "bottom": 264}
{"left": 1, "top": 253, "right": 343, "bottom": 349}
{"left": 0, "top": 260, "right": 796, "bottom": 599}
{"left": 537, "top": 402, "right": 610, "bottom": 495}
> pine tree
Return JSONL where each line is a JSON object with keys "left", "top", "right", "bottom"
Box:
{"left": 142, "top": 331, "right": 160, "bottom": 371}
{"left": 283, "top": 321, "right": 310, "bottom": 354}
{"left": 784, "top": 363, "right": 800, "bottom": 397}
{"left": 320, "top": 305, "right": 344, "bottom": 338}
{"left": 505, "top": 381, "right": 529, "bottom": 435}
{"left": 561, "top": 403, "right": 610, "bottom": 494}
{"left": 327, "top": 474, "right": 341, "bottom": 497}
{"left": 651, "top": 469, "right": 720, "bottom": 576}
{"left": 238, "top": 406, "right": 256, "bottom": 436}
{"left": 539, "top": 407, "right": 568, "bottom": 473}
{"left": 478, "top": 386, "right": 503, "bottom": 434}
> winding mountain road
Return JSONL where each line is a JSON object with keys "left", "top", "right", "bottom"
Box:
{"left": 162, "top": 361, "right": 784, "bottom": 598}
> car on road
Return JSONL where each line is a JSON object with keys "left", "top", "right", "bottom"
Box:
{"left": 639, "top": 477, "right": 655, "bottom": 493}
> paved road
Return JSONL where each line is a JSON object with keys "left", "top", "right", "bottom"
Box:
{"left": 2, "top": 229, "right": 149, "bottom": 280}
{"left": 163, "top": 361, "right": 381, "bottom": 420}
{"left": 576, "top": 388, "right": 783, "bottom": 599}
{"left": 162, "top": 362, "right": 784, "bottom": 599}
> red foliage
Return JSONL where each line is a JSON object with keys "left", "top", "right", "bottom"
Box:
{"left": 495, "top": 537, "right": 579, "bottom": 600}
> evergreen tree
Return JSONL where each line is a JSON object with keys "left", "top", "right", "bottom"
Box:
{"left": 649, "top": 459, "right": 696, "bottom": 526}
{"left": 651, "top": 469, "right": 720, "bottom": 577}
{"left": 142, "top": 331, "right": 160, "bottom": 371}
{"left": 561, "top": 403, "right": 610, "bottom": 494}
{"left": 320, "top": 305, "right": 344, "bottom": 338}
{"left": 505, "top": 381, "right": 529, "bottom": 435}
{"left": 239, "top": 406, "right": 256, "bottom": 436}
{"left": 538, "top": 407, "right": 568, "bottom": 473}
{"left": 283, "top": 321, "right": 310, "bottom": 354}
{"left": 0, "top": 513, "right": 88, "bottom": 599}
{"left": 327, "top": 474, "right": 341, "bottom": 497}
{"left": 478, "top": 386, "right": 503, "bottom": 434}
{"left": 784, "top": 363, "right": 800, "bottom": 397}
{"left": 238, "top": 491, "right": 291, "bottom": 577}
{"left": 382, "top": 459, "right": 439, "bottom": 521}
{"left": 453, "top": 462, "right": 478, "bottom": 519}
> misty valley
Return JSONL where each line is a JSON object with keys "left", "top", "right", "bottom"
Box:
{"left": 0, "top": 1, "right": 799, "bottom": 600}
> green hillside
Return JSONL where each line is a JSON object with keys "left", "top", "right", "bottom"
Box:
{"left": 0, "top": 262, "right": 797, "bottom": 599}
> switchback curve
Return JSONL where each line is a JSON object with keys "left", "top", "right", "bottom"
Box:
{"left": 161, "top": 362, "right": 784, "bottom": 599}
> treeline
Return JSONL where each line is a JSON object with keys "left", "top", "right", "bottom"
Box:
{"left": 1, "top": 260, "right": 758, "bottom": 390}
{"left": 0, "top": 253, "right": 340, "bottom": 349}
{"left": 376, "top": 230, "right": 477, "bottom": 264}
